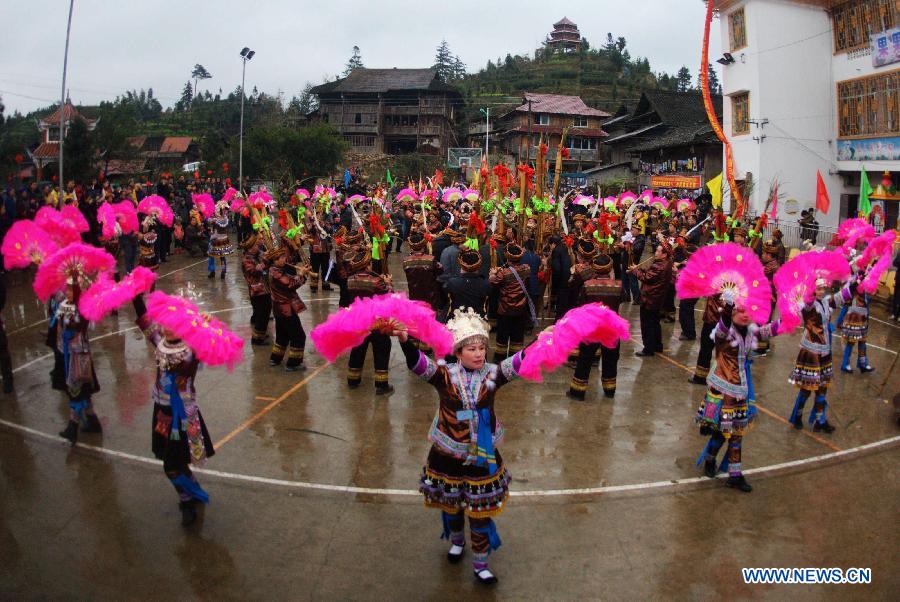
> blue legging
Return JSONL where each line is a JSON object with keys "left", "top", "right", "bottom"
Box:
{"left": 208, "top": 256, "right": 226, "bottom": 272}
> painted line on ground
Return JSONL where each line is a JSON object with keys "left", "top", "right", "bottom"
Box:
{"left": 216, "top": 363, "right": 330, "bottom": 448}
{"left": 655, "top": 350, "right": 843, "bottom": 452}
{"left": 869, "top": 315, "right": 899, "bottom": 329}
{"left": 1, "top": 417, "right": 897, "bottom": 498}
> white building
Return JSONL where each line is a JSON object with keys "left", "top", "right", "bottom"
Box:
{"left": 711, "top": 0, "right": 899, "bottom": 229}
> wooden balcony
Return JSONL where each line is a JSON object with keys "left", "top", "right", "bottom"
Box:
{"left": 382, "top": 125, "right": 441, "bottom": 137}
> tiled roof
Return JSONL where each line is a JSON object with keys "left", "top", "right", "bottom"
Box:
{"left": 31, "top": 142, "right": 60, "bottom": 159}
{"left": 514, "top": 93, "right": 610, "bottom": 118}
{"left": 39, "top": 102, "right": 97, "bottom": 127}
{"left": 626, "top": 125, "right": 720, "bottom": 153}
{"left": 103, "top": 159, "right": 148, "bottom": 176}
{"left": 310, "top": 68, "right": 460, "bottom": 95}
{"left": 554, "top": 17, "right": 577, "bottom": 27}
{"left": 602, "top": 123, "right": 663, "bottom": 145}
{"left": 160, "top": 137, "right": 192, "bottom": 154}
{"left": 636, "top": 90, "right": 722, "bottom": 126}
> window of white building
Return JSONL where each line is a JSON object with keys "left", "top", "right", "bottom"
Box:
{"left": 837, "top": 70, "right": 900, "bottom": 137}
{"left": 832, "top": 0, "right": 896, "bottom": 54}
{"left": 729, "top": 8, "right": 747, "bottom": 51}
{"left": 731, "top": 92, "right": 750, "bottom": 135}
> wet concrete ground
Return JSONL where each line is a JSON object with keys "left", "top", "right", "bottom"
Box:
{"left": 1, "top": 248, "right": 898, "bottom": 600}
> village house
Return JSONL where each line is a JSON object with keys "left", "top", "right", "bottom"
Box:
{"left": 309, "top": 68, "right": 462, "bottom": 156}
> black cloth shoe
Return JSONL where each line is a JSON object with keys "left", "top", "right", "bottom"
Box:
{"left": 82, "top": 413, "right": 103, "bottom": 433}
{"left": 704, "top": 459, "right": 717, "bottom": 479}
{"left": 792, "top": 416, "right": 804, "bottom": 430}
{"left": 220, "top": 270, "right": 226, "bottom": 280}
{"left": 603, "top": 390, "right": 615, "bottom": 399}
{"left": 251, "top": 337, "right": 269, "bottom": 346}
{"left": 447, "top": 542, "right": 465, "bottom": 564}
{"left": 285, "top": 363, "right": 307, "bottom": 372}
{"left": 813, "top": 420, "right": 836, "bottom": 433}
{"left": 474, "top": 568, "right": 498, "bottom": 585}
{"left": 207, "top": 271, "right": 215, "bottom": 279}
{"left": 678, "top": 334, "right": 695, "bottom": 341}
{"left": 179, "top": 500, "right": 197, "bottom": 526}
{"left": 859, "top": 365, "right": 875, "bottom": 373}
{"left": 347, "top": 381, "right": 361, "bottom": 389}
{"left": 725, "top": 475, "right": 752, "bottom": 492}
{"left": 375, "top": 385, "right": 394, "bottom": 396}
{"left": 566, "top": 390, "right": 586, "bottom": 401}
{"left": 635, "top": 350, "right": 654, "bottom": 357}
{"left": 689, "top": 375, "right": 706, "bottom": 385}
{"left": 59, "top": 420, "right": 78, "bottom": 445}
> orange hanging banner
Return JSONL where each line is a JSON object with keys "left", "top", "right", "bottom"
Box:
{"left": 701, "top": 0, "right": 744, "bottom": 216}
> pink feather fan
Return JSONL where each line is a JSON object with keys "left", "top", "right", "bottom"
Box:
{"left": 33, "top": 243, "right": 116, "bottom": 302}
{"left": 773, "top": 250, "right": 850, "bottom": 333}
{"left": 145, "top": 291, "right": 245, "bottom": 369}
{"left": 676, "top": 243, "right": 772, "bottom": 324}
{"left": 79, "top": 267, "right": 156, "bottom": 321}
{"left": 98, "top": 201, "right": 138, "bottom": 239}
{"left": 1, "top": 220, "right": 59, "bottom": 269}
{"left": 192, "top": 193, "right": 215, "bottom": 219}
{"left": 98, "top": 202, "right": 117, "bottom": 239}
{"left": 34, "top": 206, "right": 84, "bottom": 246}
{"left": 518, "top": 303, "right": 630, "bottom": 383}
{"left": 837, "top": 217, "right": 875, "bottom": 253}
{"left": 311, "top": 293, "right": 453, "bottom": 362}
{"left": 222, "top": 187, "right": 239, "bottom": 203}
{"left": 855, "top": 230, "right": 896, "bottom": 294}
{"left": 113, "top": 201, "right": 139, "bottom": 234}
{"left": 137, "top": 195, "right": 175, "bottom": 226}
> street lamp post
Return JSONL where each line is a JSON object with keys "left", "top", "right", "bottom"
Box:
{"left": 479, "top": 107, "right": 490, "bottom": 160}
{"left": 238, "top": 47, "right": 255, "bottom": 193}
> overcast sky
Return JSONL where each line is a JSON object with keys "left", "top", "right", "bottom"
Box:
{"left": 0, "top": 0, "right": 721, "bottom": 114}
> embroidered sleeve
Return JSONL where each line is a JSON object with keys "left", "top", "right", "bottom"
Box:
{"left": 136, "top": 313, "right": 162, "bottom": 346}
{"left": 401, "top": 339, "right": 438, "bottom": 382}
{"left": 757, "top": 320, "right": 780, "bottom": 340}
{"left": 830, "top": 285, "right": 852, "bottom": 309}
{"left": 499, "top": 349, "right": 524, "bottom": 383}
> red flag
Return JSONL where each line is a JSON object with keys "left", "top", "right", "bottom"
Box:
{"left": 770, "top": 180, "right": 778, "bottom": 221}
{"left": 815, "top": 170, "right": 830, "bottom": 214}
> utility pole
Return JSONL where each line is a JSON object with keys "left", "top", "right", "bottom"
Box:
{"left": 58, "top": 0, "right": 75, "bottom": 187}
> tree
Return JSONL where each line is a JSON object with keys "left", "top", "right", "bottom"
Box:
{"left": 242, "top": 124, "right": 347, "bottom": 182}
{"left": 433, "top": 40, "right": 454, "bottom": 81}
{"left": 676, "top": 66, "right": 693, "bottom": 92}
{"left": 176, "top": 81, "right": 193, "bottom": 112}
{"left": 94, "top": 100, "right": 140, "bottom": 176}
{"left": 63, "top": 117, "right": 94, "bottom": 183}
{"left": 451, "top": 56, "right": 467, "bottom": 80}
{"left": 344, "top": 45, "right": 364, "bottom": 76}
{"left": 191, "top": 64, "right": 212, "bottom": 98}
{"left": 616, "top": 36, "right": 627, "bottom": 52}
{"left": 697, "top": 64, "right": 721, "bottom": 94}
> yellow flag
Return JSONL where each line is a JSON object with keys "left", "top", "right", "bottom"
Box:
{"left": 707, "top": 173, "right": 723, "bottom": 208}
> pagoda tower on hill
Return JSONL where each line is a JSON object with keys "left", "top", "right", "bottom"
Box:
{"left": 545, "top": 17, "right": 583, "bottom": 54}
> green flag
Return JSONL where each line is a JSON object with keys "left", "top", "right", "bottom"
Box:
{"left": 859, "top": 166, "right": 873, "bottom": 217}
{"left": 386, "top": 169, "right": 393, "bottom": 187}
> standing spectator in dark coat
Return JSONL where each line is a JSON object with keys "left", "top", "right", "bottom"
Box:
{"left": 630, "top": 242, "right": 673, "bottom": 356}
